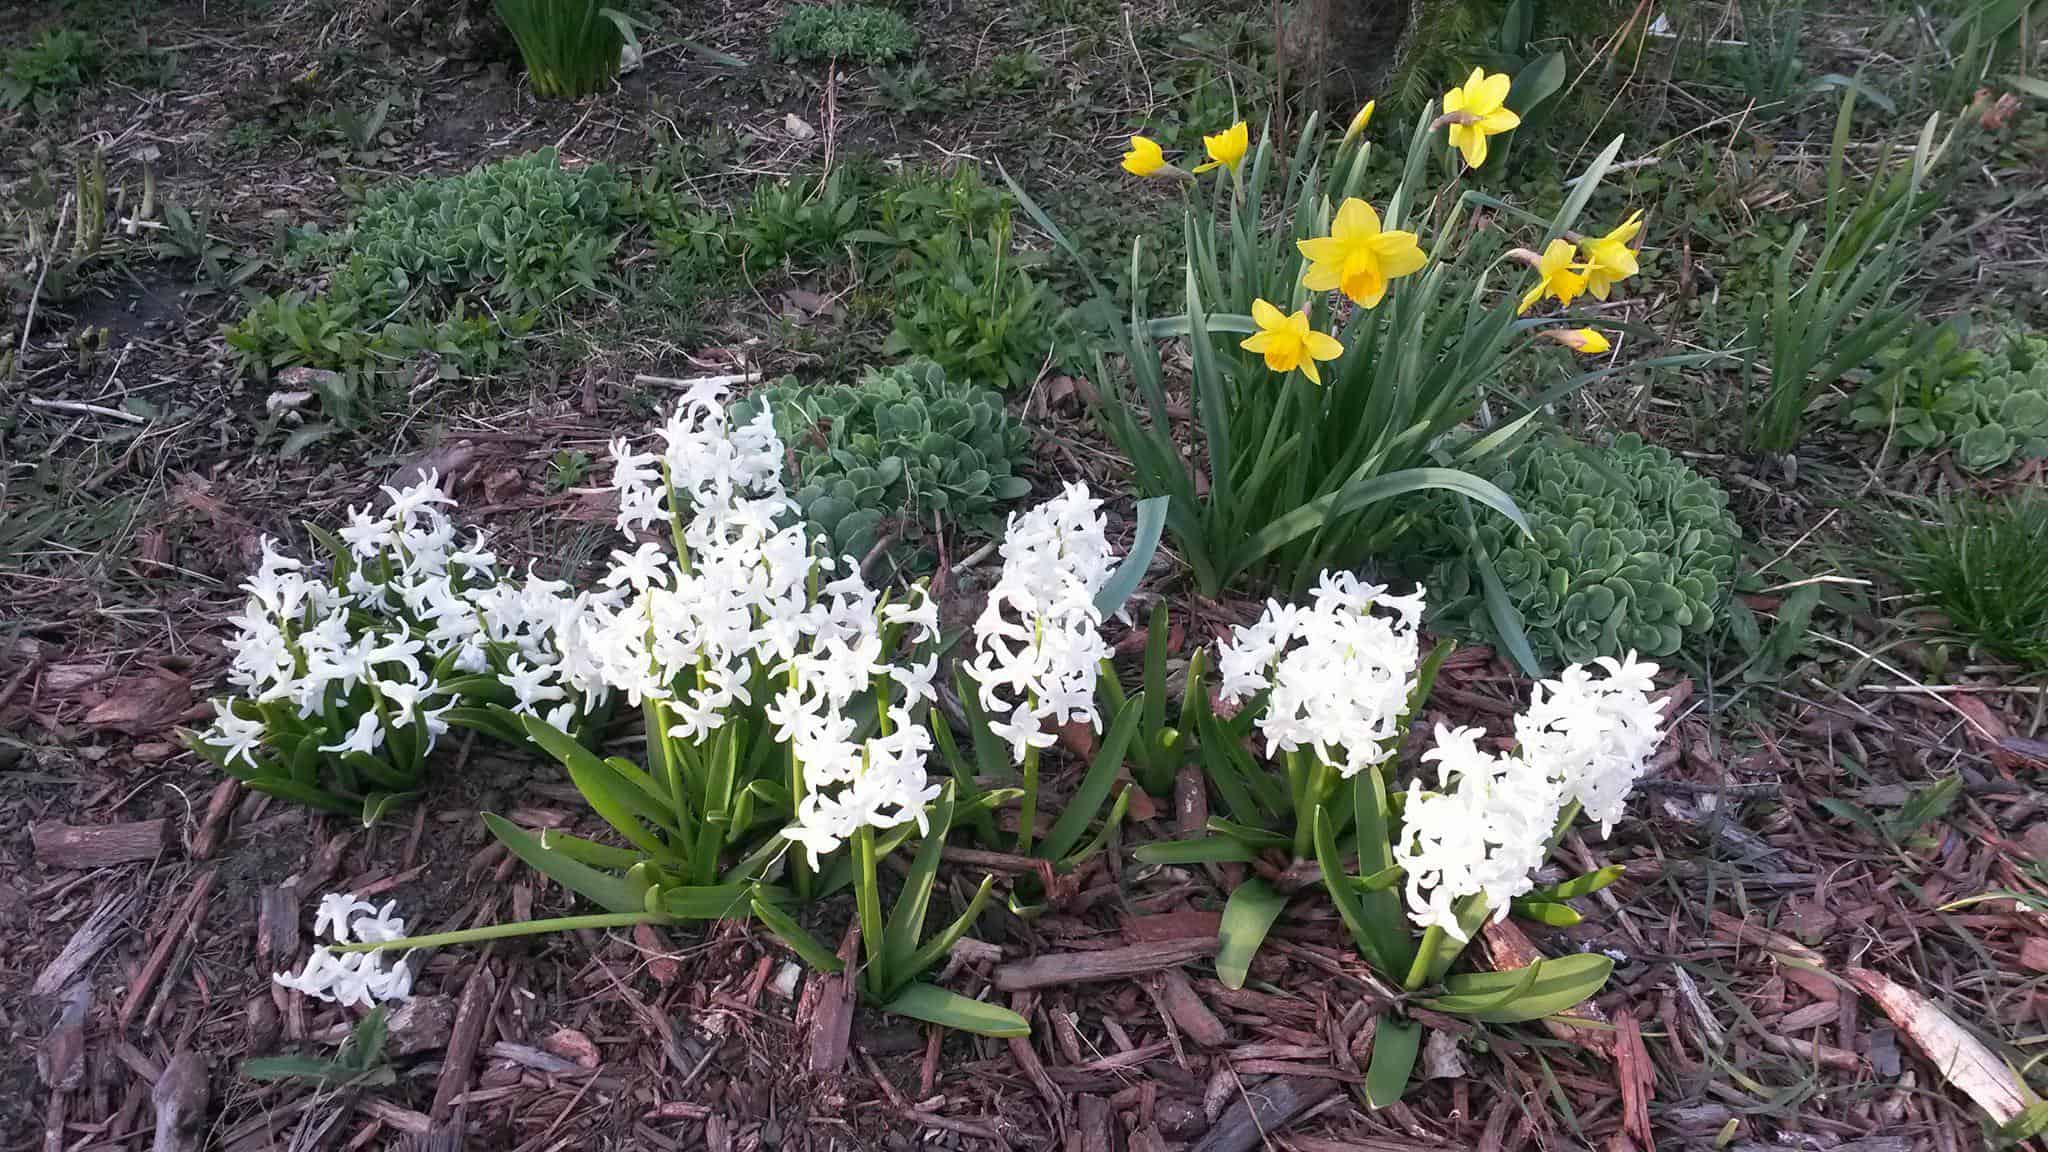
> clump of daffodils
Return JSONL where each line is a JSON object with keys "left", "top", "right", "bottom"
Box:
{"left": 966, "top": 483, "right": 1119, "bottom": 759}
{"left": 1397, "top": 654, "right": 1668, "bottom": 939}
{"left": 273, "top": 892, "right": 415, "bottom": 1007}
{"left": 1216, "top": 571, "right": 1426, "bottom": 777}
{"left": 194, "top": 471, "right": 613, "bottom": 812}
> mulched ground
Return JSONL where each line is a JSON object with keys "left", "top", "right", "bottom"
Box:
{"left": 5, "top": 0, "right": 2046, "bottom": 1150}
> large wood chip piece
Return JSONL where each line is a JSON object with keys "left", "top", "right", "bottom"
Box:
{"left": 1847, "top": 967, "right": 2030, "bottom": 1124}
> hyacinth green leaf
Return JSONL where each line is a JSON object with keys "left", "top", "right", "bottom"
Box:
{"left": 1039, "top": 697, "right": 1141, "bottom": 863}
{"left": 898, "top": 873, "right": 999, "bottom": 987}
{"left": 1094, "top": 495, "right": 1170, "bottom": 620}
{"left": 1133, "top": 836, "right": 1258, "bottom": 865}
{"left": 1510, "top": 899, "right": 1583, "bottom": 927}
{"left": 883, "top": 983, "right": 1030, "bottom": 1038}
{"left": 659, "top": 882, "right": 762, "bottom": 920}
{"left": 1364, "top": 1016, "right": 1422, "bottom": 1108}
{"left": 883, "top": 782, "right": 956, "bottom": 979}
{"left": 751, "top": 891, "right": 844, "bottom": 973}
{"left": 1539, "top": 864, "right": 1625, "bottom": 901}
{"left": 359, "top": 791, "right": 416, "bottom": 828}
{"left": 1215, "top": 878, "right": 1288, "bottom": 990}
{"left": 482, "top": 812, "right": 643, "bottom": 914}
{"left": 248, "top": 777, "right": 357, "bottom": 815}
{"left": 1421, "top": 953, "right": 1615, "bottom": 1023}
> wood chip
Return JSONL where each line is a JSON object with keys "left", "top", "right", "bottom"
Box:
{"left": 997, "top": 938, "right": 1218, "bottom": 990}
{"left": 1847, "top": 967, "right": 2029, "bottom": 1123}
{"left": 33, "top": 894, "right": 135, "bottom": 997}
{"left": 149, "top": 1052, "right": 208, "bottom": 1152}
{"left": 33, "top": 820, "right": 169, "bottom": 870}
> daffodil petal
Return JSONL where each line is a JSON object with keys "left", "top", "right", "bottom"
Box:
{"left": 1304, "top": 330, "right": 1344, "bottom": 360}
{"left": 1241, "top": 331, "right": 1276, "bottom": 354}
{"left": 1251, "top": 298, "right": 1285, "bottom": 328}
{"left": 1301, "top": 263, "right": 1342, "bottom": 292}
{"left": 1475, "top": 72, "right": 1512, "bottom": 110}
{"left": 1300, "top": 357, "right": 1322, "bottom": 386}
{"left": 1332, "top": 197, "right": 1379, "bottom": 240}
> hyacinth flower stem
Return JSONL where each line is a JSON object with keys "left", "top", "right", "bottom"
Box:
{"left": 1292, "top": 753, "right": 1335, "bottom": 862}
{"left": 1016, "top": 742, "right": 1040, "bottom": 857}
{"left": 853, "top": 825, "right": 887, "bottom": 998}
{"left": 1545, "top": 799, "right": 1583, "bottom": 854}
{"left": 1403, "top": 926, "right": 1445, "bottom": 991}
{"left": 334, "top": 912, "right": 660, "bottom": 953}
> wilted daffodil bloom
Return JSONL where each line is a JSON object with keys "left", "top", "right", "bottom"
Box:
{"left": 1517, "top": 238, "right": 1590, "bottom": 314}
{"left": 1440, "top": 68, "right": 1520, "bottom": 168}
{"left": 1195, "top": 121, "right": 1249, "bottom": 174}
{"left": 1121, "top": 135, "right": 1170, "bottom": 177}
{"left": 1342, "top": 99, "right": 1376, "bottom": 146}
{"left": 1544, "top": 327, "right": 1612, "bottom": 354}
{"left": 1297, "top": 198, "right": 1427, "bottom": 309}
{"left": 1242, "top": 299, "right": 1344, "bottom": 385}
{"left": 1581, "top": 209, "right": 1644, "bottom": 300}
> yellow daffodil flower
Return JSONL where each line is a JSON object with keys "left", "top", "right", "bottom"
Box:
{"left": 1581, "top": 209, "right": 1644, "bottom": 300}
{"left": 1295, "top": 198, "right": 1427, "bottom": 309}
{"left": 1241, "top": 299, "right": 1344, "bottom": 385}
{"left": 1122, "top": 135, "right": 1168, "bottom": 177}
{"left": 1441, "top": 68, "right": 1521, "bottom": 168}
{"left": 1543, "top": 327, "right": 1612, "bottom": 354}
{"left": 1194, "top": 121, "right": 1249, "bottom": 174}
{"left": 1342, "top": 100, "right": 1376, "bottom": 146}
{"left": 1518, "top": 238, "right": 1590, "bottom": 314}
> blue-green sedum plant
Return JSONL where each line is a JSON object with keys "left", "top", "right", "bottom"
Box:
{"left": 731, "top": 361, "right": 1032, "bottom": 571}
{"left": 1425, "top": 433, "right": 1739, "bottom": 670}
{"left": 1850, "top": 326, "right": 2048, "bottom": 473}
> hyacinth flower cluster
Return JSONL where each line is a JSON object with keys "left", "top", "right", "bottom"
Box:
{"left": 935, "top": 484, "right": 1161, "bottom": 914}
{"left": 185, "top": 471, "right": 614, "bottom": 825}
{"left": 273, "top": 893, "right": 415, "bottom": 1007}
{"left": 284, "top": 385, "right": 1041, "bottom": 1036}
{"left": 1139, "top": 571, "right": 1669, "bottom": 1104}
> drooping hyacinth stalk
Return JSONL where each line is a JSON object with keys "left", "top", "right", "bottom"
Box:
{"left": 273, "top": 892, "right": 415, "bottom": 1007}
{"left": 965, "top": 482, "right": 1118, "bottom": 854}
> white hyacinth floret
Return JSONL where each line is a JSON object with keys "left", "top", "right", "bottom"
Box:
{"left": 273, "top": 892, "right": 415, "bottom": 1007}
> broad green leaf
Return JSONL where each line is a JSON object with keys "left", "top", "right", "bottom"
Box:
{"left": 482, "top": 812, "right": 643, "bottom": 914}
{"left": 1039, "top": 698, "right": 1142, "bottom": 863}
{"left": 884, "top": 783, "right": 956, "bottom": 979}
{"left": 1215, "top": 878, "right": 1288, "bottom": 991}
{"left": 1422, "top": 953, "right": 1614, "bottom": 1023}
{"left": 1364, "top": 1017, "right": 1421, "bottom": 1108}
{"left": 1093, "top": 495, "right": 1170, "bottom": 619}
{"left": 751, "top": 891, "right": 844, "bottom": 973}
{"left": 883, "top": 982, "right": 1030, "bottom": 1038}
{"left": 1133, "top": 837, "right": 1258, "bottom": 865}
{"left": 1510, "top": 899, "right": 1582, "bottom": 927}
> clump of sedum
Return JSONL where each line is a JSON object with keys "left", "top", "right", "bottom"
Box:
{"left": 1425, "top": 433, "right": 1739, "bottom": 669}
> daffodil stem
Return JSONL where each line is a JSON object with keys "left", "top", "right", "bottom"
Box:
{"left": 334, "top": 912, "right": 660, "bottom": 953}
{"left": 1403, "top": 926, "right": 1444, "bottom": 991}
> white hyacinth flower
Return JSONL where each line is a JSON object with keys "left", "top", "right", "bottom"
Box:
{"left": 1516, "top": 651, "right": 1669, "bottom": 835}
{"left": 1396, "top": 725, "right": 1562, "bottom": 941}
{"left": 964, "top": 484, "right": 1118, "bottom": 760}
{"left": 1216, "top": 570, "right": 1423, "bottom": 777}
{"left": 273, "top": 892, "right": 415, "bottom": 1006}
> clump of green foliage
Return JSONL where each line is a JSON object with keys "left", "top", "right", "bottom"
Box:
{"left": 855, "top": 167, "right": 1059, "bottom": 392}
{"left": 739, "top": 168, "right": 868, "bottom": 273}
{"left": 771, "top": 3, "right": 916, "bottom": 65}
{"left": 1, "top": 27, "right": 100, "bottom": 117}
{"left": 1882, "top": 491, "right": 2048, "bottom": 671}
{"left": 731, "top": 361, "right": 1032, "bottom": 570}
{"left": 1850, "top": 326, "right": 2048, "bottom": 473}
{"left": 229, "top": 149, "right": 620, "bottom": 395}
{"left": 494, "top": 0, "right": 632, "bottom": 99}
{"left": 1425, "top": 433, "right": 1740, "bottom": 668}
